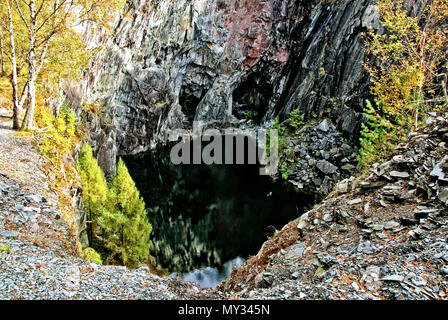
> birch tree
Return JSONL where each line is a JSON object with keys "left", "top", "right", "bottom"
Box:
{"left": 4, "top": 0, "right": 20, "bottom": 129}
{"left": 4, "top": 0, "right": 125, "bottom": 130}
{"left": 0, "top": 34, "right": 4, "bottom": 75}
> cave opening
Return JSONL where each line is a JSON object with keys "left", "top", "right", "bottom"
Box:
{"left": 122, "top": 139, "right": 316, "bottom": 277}
{"left": 232, "top": 73, "right": 274, "bottom": 124}
{"left": 179, "top": 85, "right": 206, "bottom": 123}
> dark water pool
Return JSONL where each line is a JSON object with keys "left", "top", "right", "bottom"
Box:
{"left": 123, "top": 142, "right": 315, "bottom": 275}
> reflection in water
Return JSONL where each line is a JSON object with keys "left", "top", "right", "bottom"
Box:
{"left": 171, "top": 257, "right": 245, "bottom": 288}
{"left": 123, "top": 144, "right": 315, "bottom": 273}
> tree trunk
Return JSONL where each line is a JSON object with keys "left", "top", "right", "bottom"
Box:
{"left": 21, "top": 0, "right": 37, "bottom": 131}
{"left": 442, "top": 75, "right": 448, "bottom": 107}
{"left": 6, "top": 0, "right": 20, "bottom": 130}
{"left": 88, "top": 209, "right": 93, "bottom": 246}
{"left": 17, "top": 44, "right": 48, "bottom": 114}
{"left": 18, "top": 82, "right": 28, "bottom": 111}
{"left": 22, "top": 64, "right": 36, "bottom": 130}
{"left": 0, "top": 34, "right": 4, "bottom": 75}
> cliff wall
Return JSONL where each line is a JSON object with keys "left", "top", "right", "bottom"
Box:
{"left": 66, "top": 0, "right": 379, "bottom": 179}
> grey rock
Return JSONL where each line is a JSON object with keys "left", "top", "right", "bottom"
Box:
{"left": 320, "top": 150, "right": 330, "bottom": 160}
{"left": 316, "top": 120, "right": 330, "bottom": 133}
{"left": 254, "top": 273, "right": 273, "bottom": 289}
{"left": 0, "top": 231, "right": 19, "bottom": 239}
{"left": 430, "top": 156, "right": 448, "bottom": 182}
{"left": 285, "top": 243, "right": 306, "bottom": 260}
{"left": 379, "top": 200, "right": 388, "bottom": 208}
{"left": 407, "top": 228, "right": 426, "bottom": 240}
{"left": 389, "top": 171, "right": 410, "bottom": 179}
{"left": 376, "top": 161, "right": 392, "bottom": 176}
{"left": 392, "top": 155, "right": 406, "bottom": 163}
{"left": 411, "top": 276, "right": 427, "bottom": 287}
{"left": 319, "top": 176, "right": 333, "bottom": 196}
{"left": 381, "top": 275, "right": 405, "bottom": 282}
{"left": 347, "top": 198, "right": 362, "bottom": 205}
{"left": 414, "top": 208, "right": 440, "bottom": 219}
{"left": 439, "top": 188, "right": 448, "bottom": 205}
{"left": 297, "top": 220, "right": 307, "bottom": 230}
{"left": 340, "top": 144, "right": 353, "bottom": 156}
{"left": 341, "top": 164, "right": 356, "bottom": 171}
{"left": 316, "top": 160, "right": 338, "bottom": 175}
{"left": 358, "top": 241, "right": 376, "bottom": 255}
{"left": 441, "top": 266, "right": 448, "bottom": 275}
{"left": 67, "top": 0, "right": 372, "bottom": 181}
{"left": 384, "top": 221, "right": 400, "bottom": 230}
{"left": 336, "top": 180, "right": 349, "bottom": 194}
{"left": 64, "top": 266, "right": 80, "bottom": 290}
{"left": 359, "top": 180, "right": 387, "bottom": 189}
{"left": 25, "top": 195, "right": 43, "bottom": 203}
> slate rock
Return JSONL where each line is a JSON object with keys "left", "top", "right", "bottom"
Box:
{"left": 384, "top": 221, "right": 400, "bottom": 230}
{"left": 438, "top": 188, "right": 448, "bottom": 205}
{"left": 0, "top": 231, "right": 19, "bottom": 239}
{"left": 381, "top": 275, "right": 404, "bottom": 282}
{"left": 316, "top": 120, "right": 330, "bottom": 133}
{"left": 25, "top": 195, "right": 43, "bottom": 203}
{"left": 430, "top": 156, "right": 448, "bottom": 181}
{"left": 340, "top": 144, "right": 353, "bottom": 156}
{"left": 347, "top": 198, "right": 362, "bottom": 205}
{"left": 285, "top": 243, "right": 305, "bottom": 260}
{"left": 441, "top": 266, "right": 448, "bottom": 275}
{"left": 316, "top": 160, "right": 338, "bottom": 175}
{"left": 357, "top": 241, "right": 376, "bottom": 255}
{"left": 389, "top": 171, "right": 410, "bottom": 179}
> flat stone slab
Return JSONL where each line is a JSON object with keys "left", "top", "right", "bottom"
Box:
{"left": 347, "top": 198, "right": 362, "bottom": 205}
{"left": 316, "top": 160, "right": 338, "bottom": 175}
{"left": 389, "top": 171, "right": 410, "bottom": 179}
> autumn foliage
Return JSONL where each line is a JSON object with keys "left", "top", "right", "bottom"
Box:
{"left": 359, "top": 0, "right": 448, "bottom": 169}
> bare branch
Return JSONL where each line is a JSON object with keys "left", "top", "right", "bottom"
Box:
{"left": 36, "top": 0, "right": 71, "bottom": 33}
{"left": 13, "top": 0, "right": 31, "bottom": 33}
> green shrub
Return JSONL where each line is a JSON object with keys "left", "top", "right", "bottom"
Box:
{"left": 266, "top": 117, "right": 286, "bottom": 157}
{"left": 81, "top": 247, "right": 103, "bottom": 264}
{"left": 289, "top": 109, "right": 305, "bottom": 132}
{"left": 358, "top": 99, "right": 404, "bottom": 169}
{"left": 34, "top": 103, "right": 81, "bottom": 225}
{"left": 99, "top": 158, "right": 152, "bottom": 268}
{"left": 77, "top": 146, "right": 152, "bottom": 268}
{"left": 359, "top": 0, "right": 448, "bottom": 170}
{"left": 280, "top": 162, "right": 292, "bottom": 180}
{"left": 0, "top": 245, "right": 11, "bottom": 252}
{"left": 77, "top": 143, "right": 108, "bottom": 244}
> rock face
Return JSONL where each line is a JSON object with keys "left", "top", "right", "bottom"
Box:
{"left": 66, "top": 0, "right": 379, "bottom": 177}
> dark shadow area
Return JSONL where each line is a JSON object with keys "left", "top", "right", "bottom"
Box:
{"left": 123, "top": 140, "right": 315, "bottom": 273}
{"left": 179, "top": 84, "right": 207, "bottom": 123}
{"left": 232, "top": 73, "right": 273, "bottom": 123}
